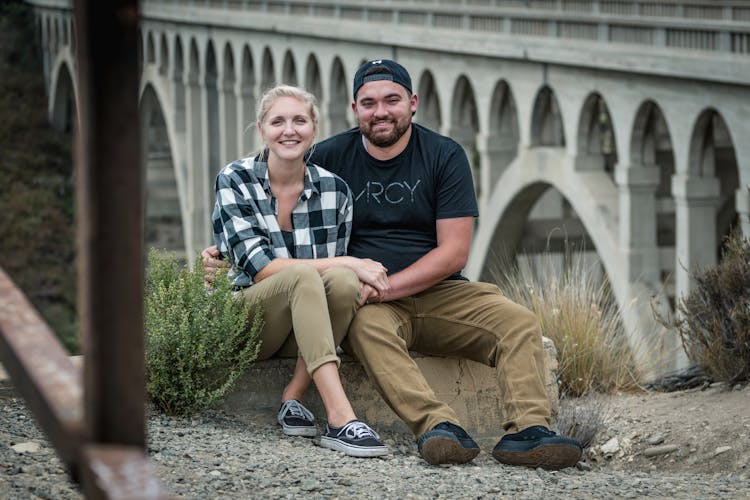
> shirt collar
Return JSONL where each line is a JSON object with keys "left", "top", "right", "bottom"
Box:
{"left": 252, "top": 156, "right": 319, "bottom": 201}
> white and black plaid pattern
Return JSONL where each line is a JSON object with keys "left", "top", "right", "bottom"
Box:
{"left": 212, "top": 156, "right": 353, "bottom": 287}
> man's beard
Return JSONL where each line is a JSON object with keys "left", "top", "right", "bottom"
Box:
{"left": 359, "top": 117, "right": 411, "bottom": 148}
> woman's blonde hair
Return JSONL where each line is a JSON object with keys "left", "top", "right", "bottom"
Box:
{"left": 255, "top": 85, "right": 320, "bottom": 161}
{"left": 257, "top": 84, "right": 320, "bottom": 125}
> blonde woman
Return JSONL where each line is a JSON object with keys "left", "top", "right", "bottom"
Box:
{"left": 211, "top": 85, "right": 389, "bottom": 457}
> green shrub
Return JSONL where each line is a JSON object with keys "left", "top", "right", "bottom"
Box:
{"left": 670, "top": 232, "right": 750, "bottom": 384}
{"left": 145, "top": 249, "right": 263, "bottom": 416}
{"left": 489, "top": 249, "right": 642, "bottom": 397}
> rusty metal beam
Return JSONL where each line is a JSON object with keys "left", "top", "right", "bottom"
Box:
{"left": 73, "top": 0, "right": 146, "bottom": 448}
{"left": 80, "top": 445, "right": 170, "bottom": 499}
{"left": 0, "top": 268, "right": 84, "bottom": 469}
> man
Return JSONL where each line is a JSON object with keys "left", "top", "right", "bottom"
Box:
{"left": 204, "top": 59, "right": 582, "bottom": 469}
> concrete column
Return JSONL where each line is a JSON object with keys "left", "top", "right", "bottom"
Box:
{"left": 239, "top": 83, "right": 256, "bottom": 158}
{"left": 735, "top": 187, "right": 750, "bottom": 238}
{"left": 477, "top": 132, "right": 516, "bottom": 204}
{"left": 615, "top": 164, "right": 661, "bottom": 286}
{"left": 186, "top": 76, "right": 210, "bottom": 257}
{"left": 672, "top": 174, "right": 721, "bottom": 300}
{"left": 448, "top": 126, "right": 480, "bottom": 202}
{"left": 219, "top": 78, "right": 237, "bottom": 167}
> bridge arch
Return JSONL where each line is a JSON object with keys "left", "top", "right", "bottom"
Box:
{"left": 172, "top": 35, "right": 185, "bottom": 133}
{"left": 281, "top": 50, "right": 297, "bottom": 86}
{"left": 261, "top": 47, "right": 275, "bottom": 90}
{"left": 472, "top": 153, "right": 622, "bottom": 312}
{"left": 49, "top": 59, "right": 77, "bottom": 133}
{"left": 140, "top": 84, "right": 185, "bottom": 256}
{"left": 688, "top": 108, "right": 740, "bottom": 260}
{"left": 576, "top": 93, "right": 617, "bottom": 178}
{"left": 222, "top": 42, "right": 237, "bottom": 165}
{"left": 158, "top": 33, "right": 168, "bottom": 76}
{"left": 485, "top": 79, "right": 519, "bottom": 192}
{"left": 328, "top": 57, "right": 349, "bottom": 134}
{"left": 240, "top": 45, "right": 257, "bottom": 154}
{"left": 530, "top": 86, "right": 565, "bottom": 147}
{"left": 205, "top": 40, "right": 220, "bottom": 184}
{"left": 304, "top": 54, "right": 323, "bottom": 134}
{"left": 416, "top": 70, "right": 441, "bottom": 132}
{"left": 450, "top": 75, "right": 480, "bottom": 198}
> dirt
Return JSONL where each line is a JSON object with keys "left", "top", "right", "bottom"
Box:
{"left": 583, "top": 382, "right": 750, "bottom": 475}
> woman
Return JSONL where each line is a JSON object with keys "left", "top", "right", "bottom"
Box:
{"left": 212, "top": 85, "right": 389, "bottom": 458}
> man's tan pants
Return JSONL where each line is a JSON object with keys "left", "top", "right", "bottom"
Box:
{"left": 343, "top": 280, "right": 551, "bottom": 437}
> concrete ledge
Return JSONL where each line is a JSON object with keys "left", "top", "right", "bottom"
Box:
{"left": 221, "top": 337, "right": 560, "bottom": 445}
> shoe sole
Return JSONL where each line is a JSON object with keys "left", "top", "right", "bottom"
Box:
{"left": 319, "top": 437, "right": 389, "bottom": 458}
{"left": 492, "top": 443, "right": 581, "bottom": 470}
{"left": 280, "top": 425, "right": 318, "bottom": 438}
{"left": 420, "top": 436, "right": 480, "bottom": 465}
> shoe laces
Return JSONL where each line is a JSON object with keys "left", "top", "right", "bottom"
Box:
{"left": 340, "top": 420, "right": 380, "bottom": 440}
{"left": 281, "top": 400, "right": 314, "bottom": 421}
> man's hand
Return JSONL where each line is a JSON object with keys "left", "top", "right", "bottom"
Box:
{"left": 350, "top": 258, "right": 389, "bottom": 295}
{"left": 201, "top": 245, "right": 226, "bottom": 284}
{"left": 358, "top": 282, "right": 382, "bottom": 307}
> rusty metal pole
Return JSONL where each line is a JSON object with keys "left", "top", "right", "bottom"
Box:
{"left": 73, "top": 0, "right": 145, "bottom": 449}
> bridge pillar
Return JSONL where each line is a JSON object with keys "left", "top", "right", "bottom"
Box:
{"left": 615, "top": 164, "right": 661, "bottom": 286}
{"left": 448, "top": 126, "right": 480, "bottom": 202}
{"left": 736, "top": 187, "right": 750, "bottom": 237}
{"left": 186, "top": 76, "right": 212, "bottom": 256}
{"left": 219, "top": 79, "right": 238, "bottom": 167}
{"left": 672, "top": 174, "right": 721, "bottom": 300}
{"left": 477, "top": 133, "right": 516, "bottom": 206}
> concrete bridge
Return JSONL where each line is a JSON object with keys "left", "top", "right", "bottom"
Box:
{"left": 28, "top": 0, "right": 750, "bottom": 371}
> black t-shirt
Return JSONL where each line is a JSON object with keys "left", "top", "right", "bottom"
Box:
{"left": 309, "top": 123, "right": 478, "bottom": 279}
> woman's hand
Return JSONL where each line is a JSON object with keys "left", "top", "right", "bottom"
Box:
{"left": 349, "top": 257, "right": 389, "bottom": 295}
{"left": 201, "top": 245, "right": 227, "bottom": 284}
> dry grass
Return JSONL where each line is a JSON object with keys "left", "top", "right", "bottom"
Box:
{"left": 659, "top": 231, "right": 750, "bottom": 384}
{"left": 557, "top": 393, "right": 608, "bottom": 449}
{"left": 489, "top": 249, "right": 642, "bottom": 397}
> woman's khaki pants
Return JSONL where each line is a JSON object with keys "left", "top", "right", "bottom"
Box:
{"left": 240, "top": 264, "right": 359, "bottom": 374}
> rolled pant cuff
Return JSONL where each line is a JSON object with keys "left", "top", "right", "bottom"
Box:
{"left": 306, "top": 354, "right": 341, "bottom": 375}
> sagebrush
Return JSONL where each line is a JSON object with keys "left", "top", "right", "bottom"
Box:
{"left": 489, "top": 249, "right": 642, "bottom": 397}
{"left": 557, "top": 393, "right": 608, "bottom": 449}
{"left": 145, "top": 250, "right": 263, "bottom": 415}
{"left": 668, "top": 232, "right": 750, "bottom": 384}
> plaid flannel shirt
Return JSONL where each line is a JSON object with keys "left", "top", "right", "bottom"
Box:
{"left": 212, "top": 156, "right": 353, "bottom": 287}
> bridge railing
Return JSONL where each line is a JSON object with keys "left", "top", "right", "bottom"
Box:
{"left": 142, "top": 0, "right": 750, "bottom": 55}
{"left": 4, "top": 0, "right": 169, "bottom": 497}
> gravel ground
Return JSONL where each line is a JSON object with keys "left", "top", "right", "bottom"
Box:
{"left": 2, "top": 395, "right": 749, "bottom": 499}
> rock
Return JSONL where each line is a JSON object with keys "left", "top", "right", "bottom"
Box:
{"left": 601, "top": 437, "right": 620, "bottom": 455}
{"left": 648, "top": 434, "right": 665, "bottom": 445}
{"left": 576, "top": 461, "right": 592, "bottom": 471}
{"left": 11, "top": 442, "right": 41, "bottom": 454}
{"left": 713, "top": 446, "right": 732, "bottom": 456}
{"left": 643, "top": 445, "right": 679, "bottom": 457}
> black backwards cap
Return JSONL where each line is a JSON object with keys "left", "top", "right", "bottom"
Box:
{"left": 352, "top": 59, "right": 413, "bottom": 98}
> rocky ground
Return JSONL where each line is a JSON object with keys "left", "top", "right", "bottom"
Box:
{"left": 1, "top": 381, "right": 749, "bottom": 499}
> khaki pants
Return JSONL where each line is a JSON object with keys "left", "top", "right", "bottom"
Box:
{"left": 342, "top": 280, "right": 551, "bottom": 437}
{"left": 240, "top": 264, "right": 359, "bottom": 374}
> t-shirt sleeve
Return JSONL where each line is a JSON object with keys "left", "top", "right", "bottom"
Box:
{"left": 435, "top": 142, "right": 479, "bottom": 220}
